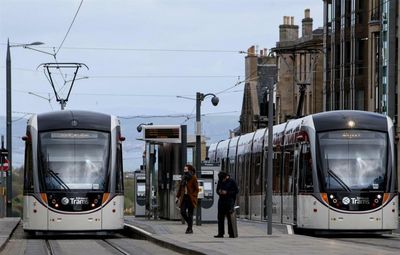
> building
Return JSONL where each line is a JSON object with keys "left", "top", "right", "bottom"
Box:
{"left": 273, "top": 9, "right": 324, "bottom": 124}
{"left": 239, "top": 46, "right": 277, "bottom": 134}
{"left": 323, "top": 0, "right": 398, "bottom": 117}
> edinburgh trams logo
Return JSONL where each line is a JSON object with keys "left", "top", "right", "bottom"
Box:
{"left": 61, "top": 197, "right": 70, "bottom": 205}
{"left": 61, "top": 197, "right": 89, "bottom": 205}
{"left": 342, "top": 197, "right": 351, "bottom": 205}
{"left": 341, "top": 196, "right": 370, "bottom": 205}
{"left": 70, "top": 197, "right": 89, "bottom": 205}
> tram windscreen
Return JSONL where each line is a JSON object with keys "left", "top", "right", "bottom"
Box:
{"left": 39, "top": 130, "right": 110, "bottom": 191}
{"left": 318, "top": 130, "right": 387, "bottom": 191}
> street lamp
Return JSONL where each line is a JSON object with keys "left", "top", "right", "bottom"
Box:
{"left": 195, "top": 92, "right": 219, "bottom": 226}
{"left": 6, "top": 39, "right": 45, "bottom": 216}
{"left": 137, "top": 123, "right": 153, "bottom": 133}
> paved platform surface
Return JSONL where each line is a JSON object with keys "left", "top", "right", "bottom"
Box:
{"left": 124, "top": 216, "right": 400, "bottom": 255}
{"left": 0, "top": 217, "right": 20, "bottom": 252}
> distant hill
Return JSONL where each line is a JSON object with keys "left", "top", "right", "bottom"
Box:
{"left": 0, "top": 114, "right": 239, "bottom": 171}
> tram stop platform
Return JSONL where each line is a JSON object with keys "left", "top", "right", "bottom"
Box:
{"left": 124, "top": 216, "right": 400, "bottom": 255}
{"left": 0, "top": 217, "right": 20, "bottom": 251}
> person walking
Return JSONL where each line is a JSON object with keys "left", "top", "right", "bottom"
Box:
{"left": 176, "top": 164, "right": 199, "bottom": 234}
{"left": 214, "top": 171, "right": 239, "bottom": 238}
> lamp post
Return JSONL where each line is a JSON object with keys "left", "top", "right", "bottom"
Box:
{"left": 195, "top": 92, "right": 219, "bottom": 226}
{"left": 136, "top": 122, "right": 153, "bottom": 219}
{"left": 6, "top": 39, "right": 44, "bottom": 216}
{"left": 266, "top": 83, "right": 274, "bottom": 235}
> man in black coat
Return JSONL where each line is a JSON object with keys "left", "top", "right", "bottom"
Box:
{"left": 214, "top": 171, "right": 239, "bottom": 238}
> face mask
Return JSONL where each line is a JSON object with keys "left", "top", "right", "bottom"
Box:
{"left": 184, "top": 171, "right": 192, "bottom": 179}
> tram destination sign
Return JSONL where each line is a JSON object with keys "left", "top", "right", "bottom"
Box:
{"left": 143, "top": 125, "right": 181, "bottom": 143}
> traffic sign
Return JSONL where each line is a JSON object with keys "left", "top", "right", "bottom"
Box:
{"left": 0, "top": 158, "right": 9, "bottom": 171}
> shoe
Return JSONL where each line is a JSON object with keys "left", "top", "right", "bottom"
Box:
{"left": 214, "top": 235, "right": 224, "bottom": 238}
{"left": 185, "top": 229, "right": 193, "bottom": 234}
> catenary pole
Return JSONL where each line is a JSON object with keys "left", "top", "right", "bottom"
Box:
{"left": 195, "top": 92, "right": 202, "bottom": 226}
{"left": 6, "top": 40, "right": 12, "bottom": 217}
{"left": 267, "top": 82, "right": 274, "bottom": 235}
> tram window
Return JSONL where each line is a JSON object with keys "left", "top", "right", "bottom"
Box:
{"left": 225, "top": 158, "right": 230, "bottom": 173}
{"left": 318, "top": 130, "right": 387, "bottom": 191}
{"left": 230, "top": 162, "right": 236, "bottom": 180}
{"left": 283, "top": 149, "right": 294, "bottom": 193}
{"left": 39, "top": 130, "right": 110, "bottom": 191}
{"left": 23, "top": 135, "right": 34, "bottom": 192}
{"left": 116, "top": 143, "right": 124, "bottom": 193}
{"left": 272, "top": 152, "right": 281, "bottom": 193}
{"left": 245, "top": 154, "right": 250, "bottom": 192}
{"left": 299, "top": 143, "right": 313, "bottom": 192}
{"left": 238, "top": 155, "right": 245, "bottom": 195}
{"left": 251, "top": 152, "right": 262, "bottom": 194}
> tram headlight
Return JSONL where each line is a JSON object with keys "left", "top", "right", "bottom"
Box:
{"left": 91, "top": 203, "right": 96, "bottom": 208}
{"left": 329, "top": 194, "right": 334, "bottom": 199}
{"left": 51, "top": 199, "right": 57, "bottom": 205}
{"left": 377, "top": 194, "right": 382, "bottom": 199}
{"left": 55, "top": 203, "right": 59, "bottom": 208}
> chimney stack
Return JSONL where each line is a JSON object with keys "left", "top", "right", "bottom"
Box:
{"left": 279, "top": 16, "right": 298, "bottom": 42}
{"left": 247, "top": 45, "right": 256, "bottom": 56}
{"left": 302, "top": 9, "right": 313, "bottom": 38}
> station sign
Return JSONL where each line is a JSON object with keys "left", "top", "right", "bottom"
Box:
{"left": 143, "top": 125, "right": 181, "bottom": 143}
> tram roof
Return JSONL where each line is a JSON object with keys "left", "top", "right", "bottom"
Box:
{"left": 36, "top": 110, "right": 112, "bottom": 132}
{"left": 312, "top": 110, "right": 388, "bottom": 132}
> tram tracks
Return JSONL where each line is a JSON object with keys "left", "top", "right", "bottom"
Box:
{"left": 41, "top": 239, "right": 131, "bottom": 255}
{"left": 1, "top": 223, "right": 180, "bottom": 255}
{"left": 102, "top": 239, "right": 131, "bottom": 255}
{"left": 331, "top": 235, "right": 400, "bottom": 252}
{"left": 45, "top": 239, "right": 55, "bottom": 255}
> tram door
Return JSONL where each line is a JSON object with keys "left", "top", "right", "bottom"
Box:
{"left": 244, "top": 153, "right": 250, "bottom": 218}
{"left": 293, "top": 144, "right": 301, "bottom": 225}
{"left": 282, "top": 146, "right": 295, "bottom": 224}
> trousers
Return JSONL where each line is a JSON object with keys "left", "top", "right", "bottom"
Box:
{"left": 217, "top": 200, "right": 235, "bottom": 237}
{"left": 180, "top": 194, "right": 194, "bottom": 229}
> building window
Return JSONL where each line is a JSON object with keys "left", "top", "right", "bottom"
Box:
{"left": 371, "top": 0, "right": 380, "bottom": 21}
{"left": 355, "top": 89, "right": 365, "bottom": 110}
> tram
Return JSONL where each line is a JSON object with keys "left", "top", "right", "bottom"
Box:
{"left": 208, "top": 111, "right": 398, "bottom": 231}
{"left": 22, "top": 110, "right": 125, "bottom": 232}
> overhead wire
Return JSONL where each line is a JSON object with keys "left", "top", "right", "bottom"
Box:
{"left": 55, "top": 0, "right": 84, "bottom": 56}
{"left": 89, "top": 75, "right": 238, "bottom": 79}
{"left": 7, "top": 0, "right": 392, "bottom": 110}
{"left": 36, "top": 46, "right": 245, "bottom": 54}
{"left": 118, "top": 110, "right": 239, "bottom": 120}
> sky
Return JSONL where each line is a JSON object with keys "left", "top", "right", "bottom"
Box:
{"left": 0, "top": 0, "right": 323, "bottom": 169}
{"left": 0, "top": 0, "right": 323, "bottom": 117}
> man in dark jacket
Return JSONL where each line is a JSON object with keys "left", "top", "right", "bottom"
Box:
{"left": 214, "top": 171, "right": 239, "bottom": 238}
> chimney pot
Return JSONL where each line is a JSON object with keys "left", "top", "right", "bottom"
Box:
{"left": 305, "top": 9, "right": 310, "bottom": 18}
{"left": 247, "top": 45, "right": 256, "bottom": 56}
{"left": 302, "top": 9, "right": 313, "bottom": 37}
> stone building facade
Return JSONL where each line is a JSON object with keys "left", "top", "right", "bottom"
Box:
{"left": 273, "top": 9, "right": 324, "bottom": 124}
{"left": 239, "top": 46, "right": 277, "bottom": 134}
